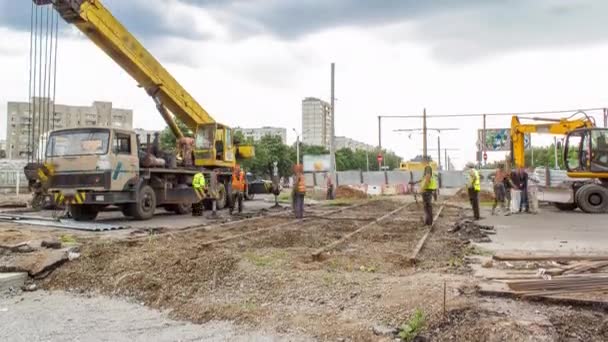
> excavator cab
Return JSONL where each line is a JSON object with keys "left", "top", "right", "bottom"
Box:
{"left": 564, "top": 128, "right": 608, "bottom": 177}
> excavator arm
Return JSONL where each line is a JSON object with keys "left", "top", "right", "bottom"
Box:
{"left": 510, "top": 115, "right": 595, "bottom": 168}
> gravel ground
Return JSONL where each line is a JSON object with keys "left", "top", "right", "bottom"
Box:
{"left": 0, "top": 291, "right": 312, "bottom": 342}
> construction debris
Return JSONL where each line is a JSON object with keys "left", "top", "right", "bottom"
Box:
{"left": 493, "top": 253, "right": 608, "bottom": 262}
{"left": 449, "top": 219, "right": 494, "bottom": 243}
{"left": 508, "top": 276, "right": 608, "bottom": 297}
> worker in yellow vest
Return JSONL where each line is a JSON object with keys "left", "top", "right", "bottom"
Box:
{"left": 466, "top": 163, "right": 481, "bottom": 220}
{"left": 192, "top": 172, "right": 206, "bottom": 216}
{"left": 292, "top": 164, "right": 306, "bottom": 219}
{"left": 420, "top": 162, "right": 438, "bottom": 225}
{"left": 230, "top": 166, "right": 245, "bottom": 215}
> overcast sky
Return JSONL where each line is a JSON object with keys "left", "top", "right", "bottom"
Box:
{"left": 1, "top": 0, "right": 608, "bottom": 167}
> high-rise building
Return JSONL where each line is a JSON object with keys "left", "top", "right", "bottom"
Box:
{"left": 6, "top": 97, "right": 133, "bottom": 159}
{"left": 233, "top": 126, "right": 287, "bottom": 144}
{"left": 301, "top": 97, "right": 332, "bottom": 147}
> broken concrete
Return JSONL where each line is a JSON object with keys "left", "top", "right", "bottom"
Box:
{"left": 0, "top": 248, "right": 70, "bottom": 278}
{"left": 0, "top": 272, "right": 27, "bottom": 292}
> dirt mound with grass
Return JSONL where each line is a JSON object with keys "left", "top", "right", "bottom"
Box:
{"left": 335, "top": 185, "right": 368, "bottom": 199}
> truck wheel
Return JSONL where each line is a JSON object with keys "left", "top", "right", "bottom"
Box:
{"left": 553, "top": 202, "right": 577, "bottom": 211}
{"left": 120, "top": 204, "right": 134, "bottom": 217}
{"left": 130, "top": 185, "right": 156, "bottom": 220}
{"left": 216, "top": 183, "right": 227, "bottom": 210}
{"left": 165, "top": 203, "right": 192, "bottom": 215}
{"left": 69, "top": 205, "right": 99, "bottom": 221}
{"left": 576, "top": 184, "right": 608, "bottom": 213}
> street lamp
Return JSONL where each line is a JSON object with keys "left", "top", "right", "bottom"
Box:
{"left": 292, "top": 128, "right": 301, "bottom": 164}
{"left": 293, "top": 128, "right": 311, "bottom": 164}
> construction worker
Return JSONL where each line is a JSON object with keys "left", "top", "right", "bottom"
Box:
{"left": 192, "top": 171, "right": 206, "bottom": 216}
{"left": 466, "top": 163, "right": 481, "bottom": 220}
{"left": 292, "top": 164, "right": 306, "bottom": 219}
{"left": 420, "top": 161, "right": 438, "bottom": 225}
{"left": 208, "top": 169, "right": 219, "bottom": 218}
{"left": 492, "top": 163, "right": 507, "bottom": 215}
{"left": 326, "top": 173, "right": 334, "bottom": 200}
{"left": 230, "top": 166, "right": 245, "bottom": 215}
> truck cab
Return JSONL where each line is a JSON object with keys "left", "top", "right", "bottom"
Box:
{"left": 45, "top": 127, "right": 196, "bottom": 221}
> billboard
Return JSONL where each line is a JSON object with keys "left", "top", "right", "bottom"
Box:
{"left": 303, "top": 154, "right": 331, "bottom": 172}
{"left": 477, "top": 129, "right": 530, "bottom": 152}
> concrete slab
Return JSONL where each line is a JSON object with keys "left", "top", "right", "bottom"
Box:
{"left": 0, "top": 272, "right": 27, "bottom": 292}
{"left": 477, "top": 206, "right": 608, "bottom": 254}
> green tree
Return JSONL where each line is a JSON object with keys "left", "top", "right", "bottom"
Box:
{"left": 240, "top": 135, "right": 293, "bottom": 178}
{"left": 159, "top": 119, "right": 193, "bottom": 151}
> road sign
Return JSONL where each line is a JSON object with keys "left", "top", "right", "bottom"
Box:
{"left": 377, "top": 154, "right": 383, "bottom": 163}
{"left": 483, "top": 152, "right": 488, "bottom": 161}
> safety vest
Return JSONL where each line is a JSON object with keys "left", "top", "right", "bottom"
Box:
{"left": 424, "top": 173, "right": 438, "bottom": 190}
{"left": 296, "top": 174, "right": 306, "bottom": 194}
{"left": 469, "top": 169, "right": 481, "bottom": 192}
{"left": 232, "top": 170, "right": 245, "bottom": 192}
{"left": 193, "top": 172, "right": 206, "bottom": 189}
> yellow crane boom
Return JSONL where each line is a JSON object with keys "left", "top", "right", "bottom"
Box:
{"left": 36, "top": 0, "right": 253, "bottom": 168}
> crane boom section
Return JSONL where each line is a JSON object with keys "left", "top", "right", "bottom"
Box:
{"left": 511, "top": 116, "right": 594, "bottom": 168}
{"left": 41, "top": 0, "right": 215, "bottom": 131}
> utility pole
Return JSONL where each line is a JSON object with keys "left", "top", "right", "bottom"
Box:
{"left": 378, "top": 116, "right": 382, "bottom": 151}
{"left": 422, "top": 108, "right": 428, "bottom": 160}
{"left": 554, "top": 136, "right": 558, "bottom": 169}
{"left": 437, "top": 135, "right": 441, "bottom": 170}
{"left": 482, "top": 114, "right": 486, "bottom": 167}
{"left": 530, "top": 135, "right": 534, "bottom": 167}
{"left": 329, "top": 63, "right": 336, "bottom": 182}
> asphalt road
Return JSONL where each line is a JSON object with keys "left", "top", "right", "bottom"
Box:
{"left": 478, "top": 205, "right": 608, "bottom": 254}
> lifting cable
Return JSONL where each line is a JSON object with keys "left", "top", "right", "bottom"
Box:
{"left": 27, "top": 3, "right": 59, "bottom": 162}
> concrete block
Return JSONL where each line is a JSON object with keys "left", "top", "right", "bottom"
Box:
{"left": 0, "top": 272, "right": 27, "bottom": 292}
{"left": 367, "top": 185, "right": 382, "bottom": 196}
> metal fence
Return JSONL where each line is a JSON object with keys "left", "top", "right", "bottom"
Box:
{"left": 0, "top": 170, "right": 28, "bottom": 194}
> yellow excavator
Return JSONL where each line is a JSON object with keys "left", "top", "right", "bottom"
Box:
{"left": 511, "top": 113, "right": 608, "bottom": 213}
{"left": 30, "top": 0, "right": 256, "bottom": 218}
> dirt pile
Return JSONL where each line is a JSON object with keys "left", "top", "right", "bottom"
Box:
{"left": 335, "top": 185, "right": 368, "bottom": 199}
{"left": 449, "top": 219, "right": 493, "bottom": 243}
{"left": 456, "top": 188, "right": 494, "bottom": 202}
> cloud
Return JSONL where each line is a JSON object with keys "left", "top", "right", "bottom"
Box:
{"left": 183, "top": 0, "right": 608, "bottom": 61}
{"left": 4, "top": 0, "right": 608, "bottom": 64}
{"left": 0, "top": 0, "right": 207, "bottom": 40}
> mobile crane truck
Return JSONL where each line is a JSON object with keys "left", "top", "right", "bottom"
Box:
{"left": 30, "top": 0, "right": 257, "bottom": 220}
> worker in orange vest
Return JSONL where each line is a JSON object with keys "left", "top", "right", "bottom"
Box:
{"left": 292, "top": 164, "right": 306, "bottom": 219}
{"left": 230, "top": 166, "right": 245, "bottom": 215}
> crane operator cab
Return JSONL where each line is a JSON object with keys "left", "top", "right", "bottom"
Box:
{"left": 564, "top": 128, "right": 608, "bottom": 175}
{"left": 194, "top": 123, "right": 254, "bottom": 168}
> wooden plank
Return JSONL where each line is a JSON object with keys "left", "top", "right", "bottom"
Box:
{"left": 311, "top": 204, "right": 409, "bottom": 261}
{"left": 478, "top": 281, "right": 608, "bottom": 308}
{"left": 408, "top": 204, "right": 445, "bottom": 264}
{"left": 493, "top": 254, "right": 608, "bottom": 262}
{"left": 563, "top": 261, "right": 608, "bottom": 275}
